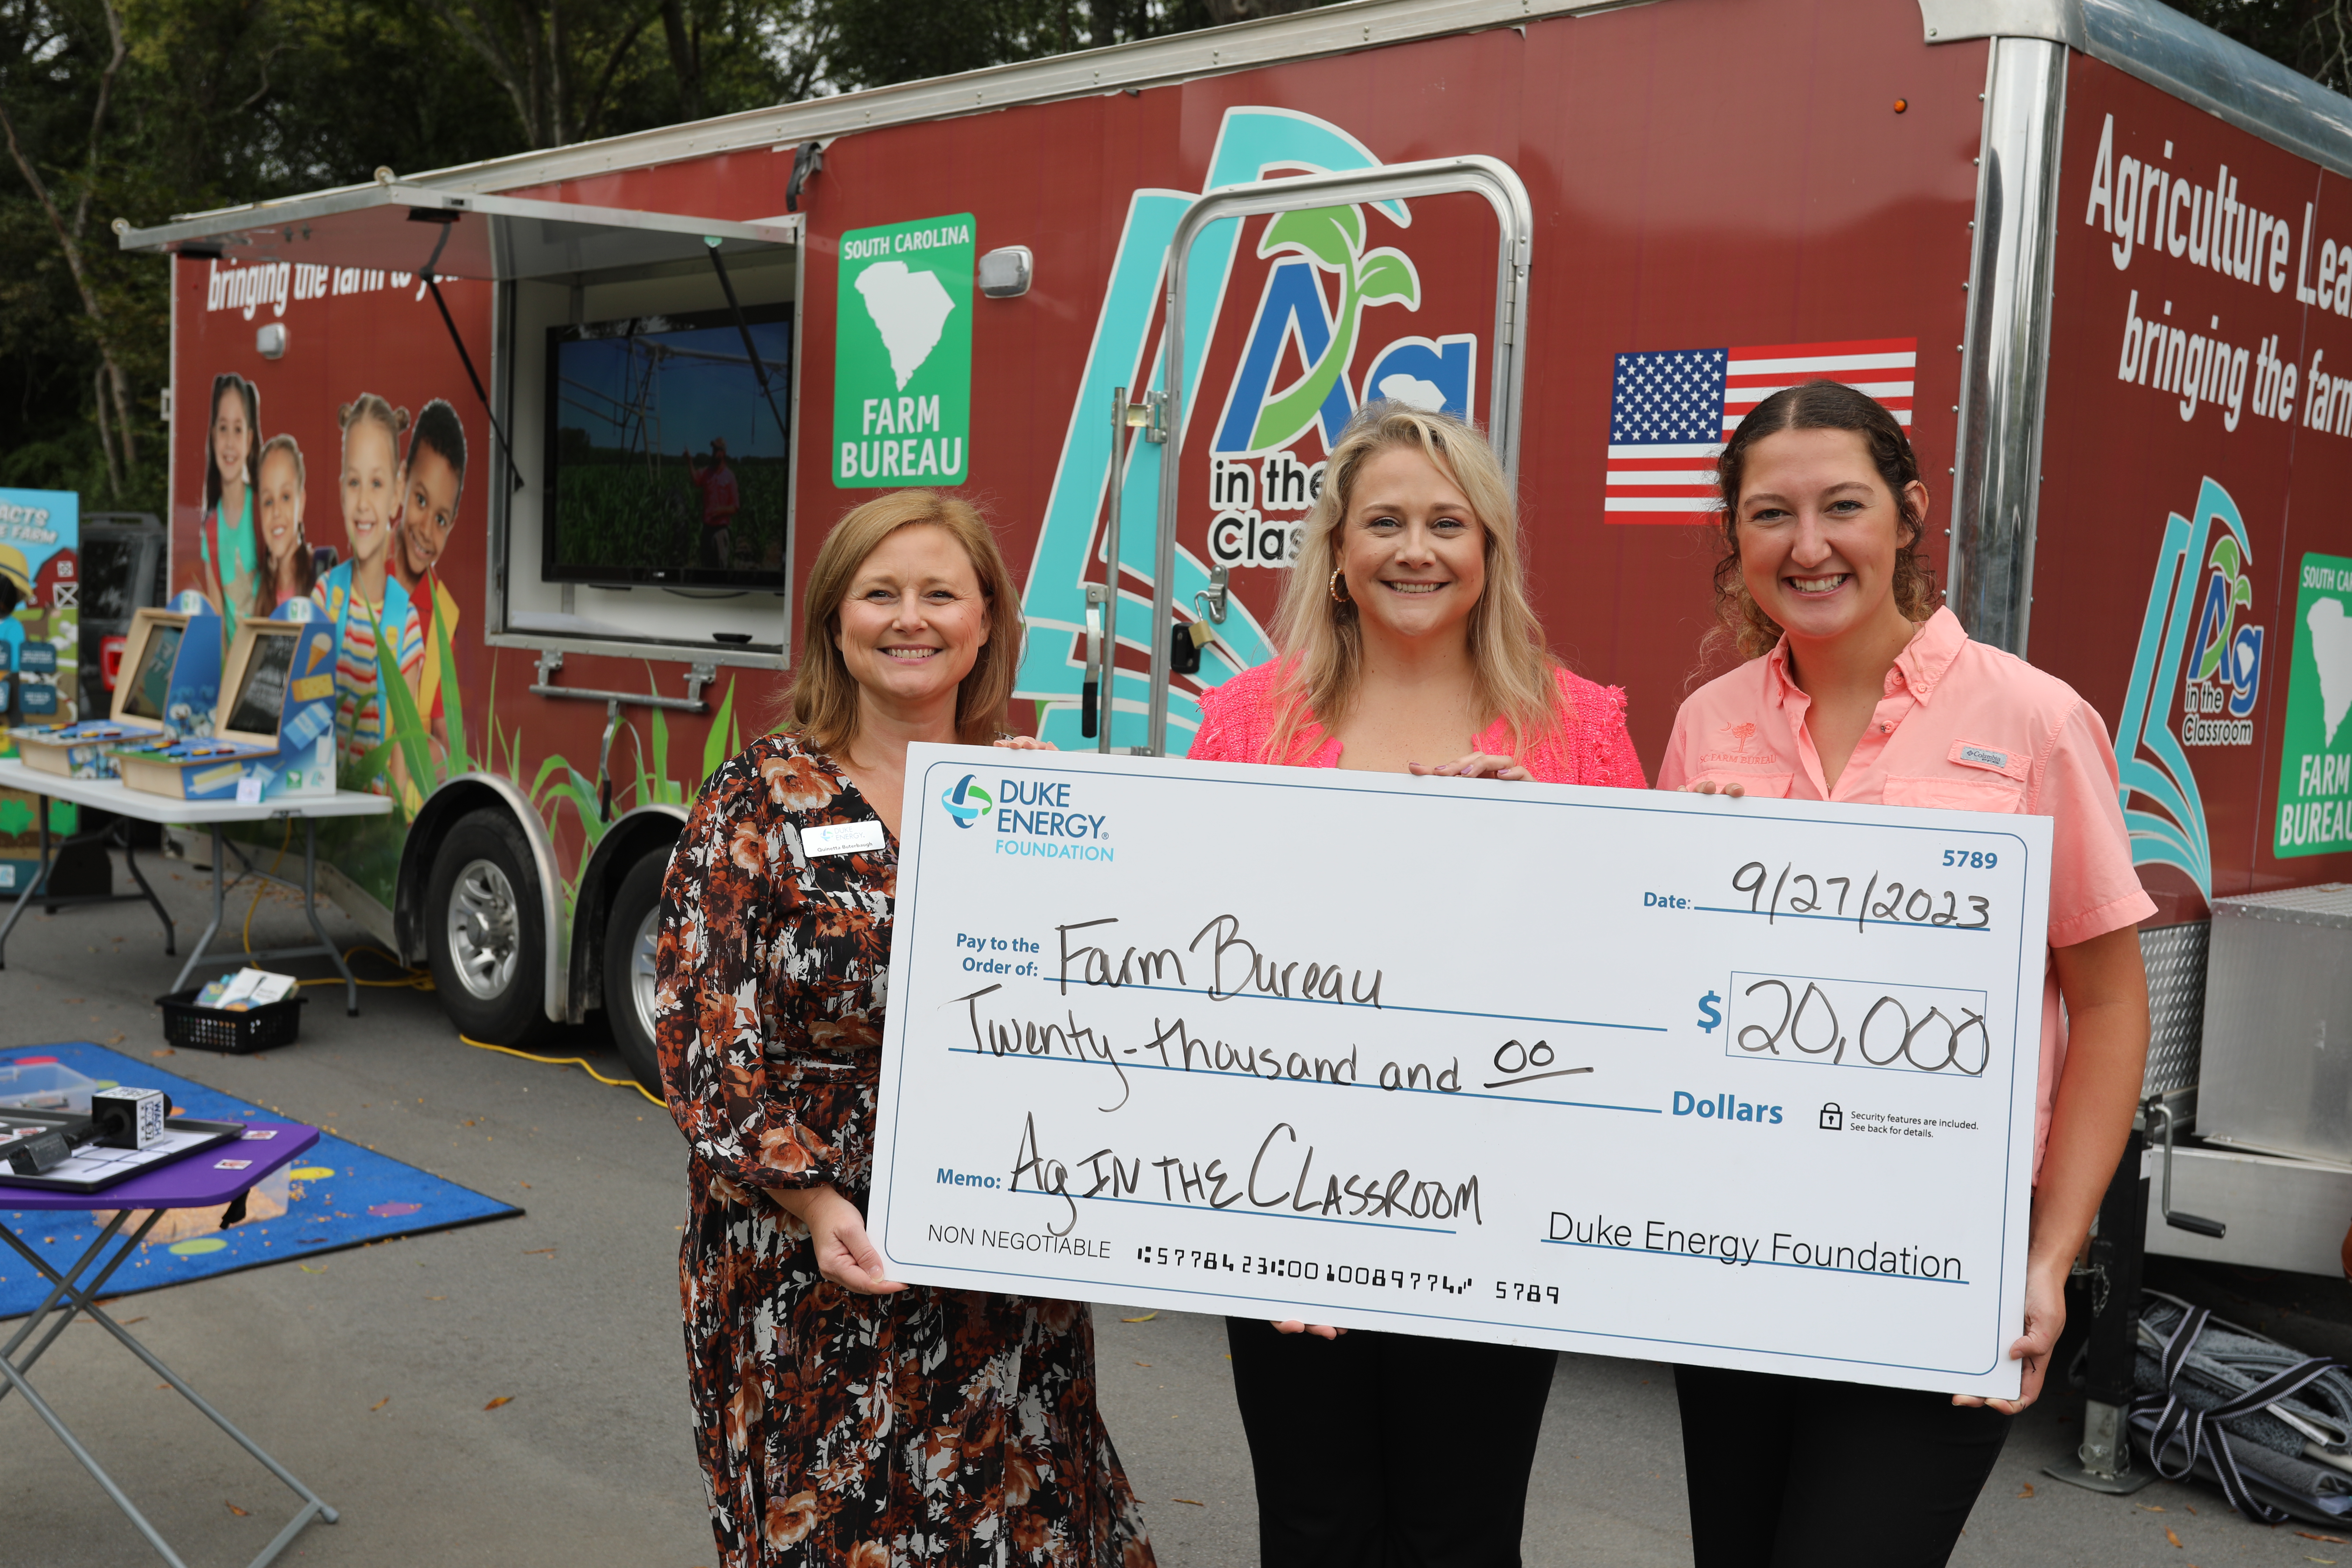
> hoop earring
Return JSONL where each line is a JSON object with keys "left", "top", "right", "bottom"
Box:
{"left": 1329, "top": 567, "right": 1350, "bottom": 604}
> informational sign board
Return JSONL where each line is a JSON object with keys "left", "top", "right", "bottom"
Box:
{"left": 0, "top": 486, "right": 80, "bottom": 891}
{"left": 869, "top": 746, "right": 2054, "bottom": 1398}
{"left": 833, "top": 213, "right": 974, "bottom": 488}
{"left": 2278, "top": 552, "right": 2352, "bottom": 858}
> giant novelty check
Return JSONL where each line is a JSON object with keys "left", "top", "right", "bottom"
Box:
{"left": 868, "top": 744, "right": 2054, "bottom": 1397}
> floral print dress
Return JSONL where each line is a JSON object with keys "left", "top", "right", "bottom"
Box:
{"left": 654, "top": 732, "right": 1155, "bottom": 1568}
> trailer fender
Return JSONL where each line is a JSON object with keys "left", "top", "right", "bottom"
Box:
{"left": 567, "top": 804, "right": 687, "bottom": 1019}
{"left": 397, "top": 772, "right": 568, "bottom": 1024}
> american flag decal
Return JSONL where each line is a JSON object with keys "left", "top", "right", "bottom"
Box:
{"left": 1603, "top": 338, "right": 1918, "bottom": 522}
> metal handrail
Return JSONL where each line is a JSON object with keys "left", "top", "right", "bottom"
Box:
{"left": 1144, "top": 155, "right": 1535, "bottom": 755}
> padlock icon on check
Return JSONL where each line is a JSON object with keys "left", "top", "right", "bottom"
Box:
{"left": 1818, "top": 1102, "right": 1844, "bottom": 1132}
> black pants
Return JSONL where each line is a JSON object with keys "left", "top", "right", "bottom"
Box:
{"left": 1225, "top": 1317, "right": 1556, "bottom": 1568}
{"left": 1673, "top": 1364, "right": 2013, "bottom": 1568}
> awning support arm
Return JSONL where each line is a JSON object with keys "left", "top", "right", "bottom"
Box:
{"left": 412, "top": 205, "right": 524, "bottom": 494}
{"left": 424, "top": 274, "right": 524, "bottom": 495}
{"left": 702, "top": 241, "right": 793, "bottom": 456}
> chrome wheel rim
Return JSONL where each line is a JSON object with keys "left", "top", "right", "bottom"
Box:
{"left": 627, "top": 903, "right": 660, "bottom": 1045}
{"left": 446, "top": 858, "right": 521, "bottom": 1001}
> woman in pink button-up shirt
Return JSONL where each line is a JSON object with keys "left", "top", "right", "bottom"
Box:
{"left": 1660, "top": 380, "right": 2152, "bottom": 1567}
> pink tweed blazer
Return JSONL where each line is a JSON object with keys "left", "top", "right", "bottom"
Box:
{"left": 1187, "top": 659, "right": 1648, "bottom": 786}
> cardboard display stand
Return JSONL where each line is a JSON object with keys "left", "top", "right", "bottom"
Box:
{"left": 112, "top": 610, "right": 334, "bottom": 803}
{"left": 0, "top": 485, "right": 82, "bottom": 893}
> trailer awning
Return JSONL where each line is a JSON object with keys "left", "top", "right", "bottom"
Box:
{"left": 114, "top": 183, "right": 796, "bottom": 281}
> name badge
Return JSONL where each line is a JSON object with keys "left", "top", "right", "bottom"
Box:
{"left": 802, "top": 819, "right": 888, "bottom": 857}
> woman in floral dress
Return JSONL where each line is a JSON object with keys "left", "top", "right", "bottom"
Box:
{"left": 654, "top": 489, "right": 1155, "bottom": 1568}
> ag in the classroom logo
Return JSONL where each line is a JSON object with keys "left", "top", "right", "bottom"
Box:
{"left": 939, "top": 773, "right": 992, "bottom": 830}
{"left": 1015, "top": 105, "right": 1486, "bottom": 748}
{"left": 2179, "top": 533, "right": 2266, "bottom": 747}
{"left": 2115, "top": 477, "right": 2270, "bottom": 896}
{"left": 1204, "top": 196, "right": 1476, "bottom": 572}
{"left": 2276, "top": 552, "right": 2352, "bottom": 857}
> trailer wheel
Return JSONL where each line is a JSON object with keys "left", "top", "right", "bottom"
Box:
{"left": 426, "top": 808, "right": 547, "bottom": 1047}
{"left": 601, "top": 849, "right": 670, "bottom": 1093}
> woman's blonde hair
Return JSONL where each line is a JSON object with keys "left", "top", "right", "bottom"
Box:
{"left": 779, "top": 490, "right": 1023, "bottom": 755}
{"left": 1265, "top": 403, "right": 1559, "bottom": 764}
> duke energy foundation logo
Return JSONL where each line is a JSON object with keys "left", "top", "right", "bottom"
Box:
{"left": 939, "top": 774, "right": 992, "bottom": 829}
{"left": 2115, "top": 477, "right": 2269, "bottom": 897}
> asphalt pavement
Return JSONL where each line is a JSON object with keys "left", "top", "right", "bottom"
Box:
{"left": 2, "top": 845, "right": 2348, "bottom": 1566}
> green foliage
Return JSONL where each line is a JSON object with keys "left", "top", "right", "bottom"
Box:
{"left": 2157, "top": 0, "right": 2347, "bottom": 92}
{"left": 648, "top": 705, "right": 675, "bottom": 804}
{"left": 434, "top": 602, "right": 469, "bottom": 772}
{"left": 365, "top": 599, "right": 436, "bottom": 795}
{"left": 700, "top": 675, "right": 735, "bottom": 786}
{"left": 820, "top": 0, "right": 1217, "bottom": 91}
{"left": 2, "top": 0, "right": 1322, "bottom": 517}
{"left": 551, "top": 450, "right": 786, "bottom": 577}
{"left": 1248, "top": 213, "right": 1421, "bottom": 452}
{"left": 1354, "top": 248, "right": 1417, "bottom": 309}
{"left": 1259, "top": 204, "right": 1361, "bottom": 272}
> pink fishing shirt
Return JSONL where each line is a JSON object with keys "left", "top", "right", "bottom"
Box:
{"left": 1657, "top": 607, "right": 2155, "bottom": 1178}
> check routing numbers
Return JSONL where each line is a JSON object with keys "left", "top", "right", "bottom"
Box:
{"left": 918, "top": 837, "right": 2026, "bottom": 1282}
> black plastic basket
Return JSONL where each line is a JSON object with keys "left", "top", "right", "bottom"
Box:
{"left": 156, "top": 988, "right": 307, "bottom": 1055}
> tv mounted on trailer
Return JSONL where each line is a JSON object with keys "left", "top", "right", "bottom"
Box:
{"left": 542, "top": 304, "right": 793, "bottom": 592}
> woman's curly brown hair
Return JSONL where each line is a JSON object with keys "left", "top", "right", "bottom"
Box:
{"left": 1707, "top": 380, "right": 1940, "bottom": 662}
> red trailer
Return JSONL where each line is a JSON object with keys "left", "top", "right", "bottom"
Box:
{"left": 115, "top": 0, "right": 2352, "bottom": 1334}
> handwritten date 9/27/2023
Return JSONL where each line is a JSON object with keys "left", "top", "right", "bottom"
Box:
{"left": 1727, "top": 860, "right": 1997, "bottom": 932}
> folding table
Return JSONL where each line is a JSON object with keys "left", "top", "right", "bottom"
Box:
{"left": 0, "top": 1118, "right": 335, "bottom": 1567}
{"left": 0, "top": 760, "right": 394, "bottom": 1014}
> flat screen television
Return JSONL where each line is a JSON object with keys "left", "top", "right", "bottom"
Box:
{"left": 542, "top": 304, "right": 793, "bottom": 590}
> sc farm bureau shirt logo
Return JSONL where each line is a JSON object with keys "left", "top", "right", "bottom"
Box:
{"left": 939, "top": 773, "right": 1114, "bottom": 862}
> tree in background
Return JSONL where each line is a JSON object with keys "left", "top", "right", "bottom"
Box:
{"left": 418, "top": 0, "right": 829, "bottom": 149}
{"left": 0, "top": 0, "right": 1327, "bottom": 511}
{"left": 2159, "top": 0, "right": 2339, "bottom": 89}
{"left": 2, "top": 0, "right": 147, "bottom": 500}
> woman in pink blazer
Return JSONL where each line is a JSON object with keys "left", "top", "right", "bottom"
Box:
{"left": 1187, "top": 403, "right": 1645, "bottom": 1567}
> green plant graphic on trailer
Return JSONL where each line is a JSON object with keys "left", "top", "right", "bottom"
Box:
{"left": 289, "top": 597, "right": 742, "bottom": 924}
{"left": 1247, "top": 204, "right": 1422, "bottom": 451}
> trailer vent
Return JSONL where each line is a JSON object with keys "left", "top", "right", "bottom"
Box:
{"left": 2140, "top": 919, "right": 2209, "bottom": 1102}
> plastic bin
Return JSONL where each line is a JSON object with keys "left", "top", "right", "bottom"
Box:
{"left": 156, "top": 988, "right": 307, "bottom": 1054}
{"left": 0, "top": 1061, "right": 99, "bottom": 1114}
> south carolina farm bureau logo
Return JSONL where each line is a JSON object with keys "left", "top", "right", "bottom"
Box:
{"left": 941, "top": 774, "right": 1113, "bottom": 861}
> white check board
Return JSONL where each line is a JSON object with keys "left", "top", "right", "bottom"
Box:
{"left": 870, "top": 744, "right": 2052, "bottom": 1397}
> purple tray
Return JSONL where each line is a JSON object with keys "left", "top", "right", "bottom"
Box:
{"left": 0, "top": 1120, "right": 317, "bottom": 1211}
